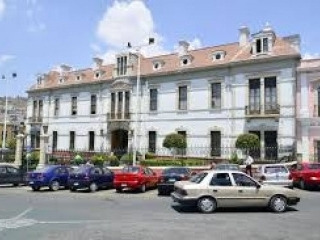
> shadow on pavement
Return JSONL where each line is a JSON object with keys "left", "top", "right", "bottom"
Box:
{"left": 171, "top": 204, "right": 298, "bottom": 214}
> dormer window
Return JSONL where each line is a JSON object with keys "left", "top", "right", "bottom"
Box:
{"left": 95, "top": 72, "right": 100, "bottom": 79}
{"left": 180, "top": 56, "right": 193, "bottom": 67}
{"left": 116, "top": 55, "right": 128, "bottom": 76}
{"left": 76, "top": 75, "right": 81, "bottom": 81}
{"left": 212, "top": 51, "right": 226, "bottom": 61}
{"left": 37, "top": 76, "right": 43, "bottom": 85}
{"left": 152, "top": 60, "right": 164, "bottom": 71}
{"left": 256, "top": 37, "right": 269, "bottom": 54}
{"left": 59, "top": 78, "right": 65, "bottom": 84}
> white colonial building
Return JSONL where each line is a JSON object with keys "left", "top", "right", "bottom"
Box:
{"left": 26, "top": 25, "right": 300, "bottom": 161}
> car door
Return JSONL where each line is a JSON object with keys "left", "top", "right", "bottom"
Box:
{"left": 0, "top": 166, "right": 8, "bottom": 184}
{"left": 207, "top": 172, "right": 235, "bottom": 208}
{"left": 92, "top": 167, "right": 103, "bottom": 187}
{"left": 102, "top": 167, "right": 113, "bottom": 187}
{"left": 6, "top": 167, "right": 21, "bottom": 184}
{"left": 147, "top": 168, "right": 157, "bottom": 187}
{"left": 231, "top": 172, "right": 267, "bottom": 207}
{"left": 58, "top": 167, "right": 69, "bottom": 187}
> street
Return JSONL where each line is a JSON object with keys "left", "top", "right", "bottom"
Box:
{"left": 0, "top": 186, "right": 320, "bottom": 240}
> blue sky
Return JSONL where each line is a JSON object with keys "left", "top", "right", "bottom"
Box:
{"left": 0, "top": 0, "right": 320, "bottom": 96}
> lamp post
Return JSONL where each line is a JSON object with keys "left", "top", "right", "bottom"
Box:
{"left": 127, "top": 38, "right": 155, "bottom": 166}
{"left": 1, "top": 73, "right": 17, "bottom": 161}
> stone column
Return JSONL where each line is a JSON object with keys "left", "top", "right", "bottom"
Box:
{"left": 14, "top": 134, "right": 24, "bottom": 167}
{"left": 38, "top": 134, "right": 49, "bottom": 169}
{"left": 260, "top": 77, "right": 265, "bottom": 114}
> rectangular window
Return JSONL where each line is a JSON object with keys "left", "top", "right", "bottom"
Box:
{"left": 118, "top": 92, "right": 123, "bottom": 119}
{"left": 33, "top": 100, "right": 37, "bottom": 118}
{"left": 264, "top": 77, "right": 277, "bottom": 113}
{"left": 149, "top": 89, "right": 158, "bottom": 111}
{"left": 69, "top": 131, "right": 75, "bottom": 151}
{"left": 263, "top": 38, "right": 269, "bottom": 52}
{"left": 211, "top": 83, "right": 221, "bottom": 109}
{"left": 111, "top": 93, "right": 116, "bottom": 119}
{"left": 71, "top": 96, "right": 77, "bottom": 115}
{"left": 89, "top": 131, "right": 95, "bottom": 151}
{"left": 38, "top": 100, "right": 43, "bottom": 120}
{"left": 54, "top": 98, "right": 60, "bottom": 116}
{"left": 210, "top": 131, "right": 221, "bottom": 157}
{"left": 90, "top": 94, "right": 97, "bottom": 115}
{"left": 256, "top": 39, "right": 261, "bottom": 53}
{"left": 52, "top": 131, "right": 58, "bottom": 151}
{"left": 178, "top": 86, "right": 187, "bottom": 110}
{"left": 249, "top": 79, "right": 260, "bottom": 114}
{"left": 148, "top": 131, "right": 156, "bottom": 153}
{"left": 117, "top": 56, "right": 128, "bottom": 76}
{"left": 125, "top": 91, "right": 130, "bottom": 118}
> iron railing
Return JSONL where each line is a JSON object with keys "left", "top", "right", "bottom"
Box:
{"left": 107, "top": 112, "right": 131, "bottom": 121}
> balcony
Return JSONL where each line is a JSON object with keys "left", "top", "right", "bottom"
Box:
{"left": 107, "top": 112, "right": 131, "bottom": 121}
{"left": 245, "top": 104, "right": 280, "bottom": 119}
{"left": 28, "top": 116, "right": 43, "bottom": 124}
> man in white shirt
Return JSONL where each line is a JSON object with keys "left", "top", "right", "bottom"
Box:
{"left": 245, "top": 154, "right": 254, "bottom": 177}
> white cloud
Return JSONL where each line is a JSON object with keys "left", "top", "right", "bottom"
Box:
{"left": 0, "top": 0, "right": 5, "bottom": 19}
{"left": 0, "top": 55, "right": 16, "bottom": 66}
{"left": 173, "top": 37, "right": 203, "bottom": 54}
{"left": 303, "top": 52, "right": 320, "bottom": 60}
{"left": 26, "top": 0, "right": 46, "bottom": 32}
{"left": 96, "top": 0, "right": 168, "bottom": 64}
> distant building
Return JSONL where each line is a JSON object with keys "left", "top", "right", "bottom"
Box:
{"left": 26, "top": 25, "right": 300, "bottom": 161}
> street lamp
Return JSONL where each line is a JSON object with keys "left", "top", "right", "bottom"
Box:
{"left": 127, "top": 38, "right": 155, "bottom": 166}
{"left": 1, "top": 73, "right": 17, "bottom": 155}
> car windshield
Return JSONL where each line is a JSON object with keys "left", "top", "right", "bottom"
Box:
{"left": 122, "top": 166, "right": 140, "bottom": 173}
{"left": 308, "top": 164, "right": 320, "bottom": 170}
{"left": 35, "top": 166, "right": 54, "bottom": 173}
{"left": 72, "top": 165, "right": 91, "bottom": 174}
{"left": 163, "top": 168, "right": 189, "bottom": 175}
{"left": 217, "top": 164, "right": 239, "bottom": 170}
{"left": 189, "top": 172, "right": 208, "bottom": 184}
{"left": 264, "top": 166, "right": 288, "bottom": 174}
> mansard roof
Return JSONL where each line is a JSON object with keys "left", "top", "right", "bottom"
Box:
{"left": 28, "top": 36, "right": 300, "bottom": 93}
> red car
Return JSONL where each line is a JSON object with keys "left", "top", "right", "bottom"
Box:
{"left": 114, "top": 166, "right": 158, "bottom": 193}
{"left": 290, "top": 162, "right": 320, "bottom": 190}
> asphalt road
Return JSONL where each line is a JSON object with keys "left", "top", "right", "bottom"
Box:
{"left": 0, "top": 186, "right": 320, "bottom": 240}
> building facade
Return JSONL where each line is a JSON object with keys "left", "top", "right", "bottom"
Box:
{"left": 297, "top": 59, "right": 320, "bottom": 162}
{"left": 26, "top": 25, "right": 300, "bottom": 161}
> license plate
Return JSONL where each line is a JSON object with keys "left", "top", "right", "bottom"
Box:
{"left": 74, "top": 182, "right": 79, "bottom": 186}
{"left": 169, "top": 178, "right": 176, "bottom": 182}
{"left": 121, "top": 183, "right": 127, "bottom": 187}
{"left": 29, "top": 181, "right": 34, "bottom": 184}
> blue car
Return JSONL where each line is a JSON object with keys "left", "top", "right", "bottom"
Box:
{"left": 28, "top": 165, "right": 70, "bottom": 191}
{"left": 68, "top": 165, "right": 114, "bottom": 192}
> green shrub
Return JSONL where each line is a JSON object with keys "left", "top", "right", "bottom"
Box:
{"left": 28, "top": 151, "right": 40, "bottom": 165}
{"left": 120, "top": 153, "right": 133, "bottom": 165}
{"left": 106, "top": 155, "right": 119, "bottom": 166}
{"left": 235, "top": 133, "right": 260, "bottom": 150}
{"left": 229, "top": 151, "right": 240, "bottom": 164}
{"left": 91, "top": 154, "right": 107, "bottom": 166}
{"left": 73, "top": 153, "right": 85, "bottom": 165}
{"left": 49, "top": 156, "right": 58, "bottom": 164}
{"left": 145, "top": 152, "right": 156, "bottom": 159}
{"left": 6, "top": 138, "right": 16, "bottom": 150}
{"left": 163, "top": 133, "right": 187, "bottom": 150}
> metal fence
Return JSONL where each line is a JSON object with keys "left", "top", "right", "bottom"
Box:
{"left": 0, "top": 149, "right": 15, "bottom": 163}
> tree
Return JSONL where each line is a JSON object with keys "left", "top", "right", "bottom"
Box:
{"left": 6, "top": 138, "right": 16, "bottom": 150}
{"left": 163, "top": 133, "right": 187, "bottom": 158}
{"left": 235, "top": 133, "right": 260, "bottom": 151}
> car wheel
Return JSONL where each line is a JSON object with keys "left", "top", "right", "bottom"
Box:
{"left": 32, "top": 186, "right": 40, "bottom": 191}
{"left": 140, "top": 184, "right": 146, "bottom": 193}
{"left": 197, "top": 197, "right": 217, "bottom": 213}
{"left": 49, "top": 180, "right": 60, "bottom": 191}
{"left": 116, "top": 188, "right": 122, "bottom": 193}
{"left": 89, "top": 182, "right": 98, "bottom": 192}
{"left": 13, "top": 183, "right": 19, "bottom": 187}
{"left": 299, "top": 179, "right": 307, "bottom": 190}
{"left": 269, "top": 195, "right": 287, "bottom": 213}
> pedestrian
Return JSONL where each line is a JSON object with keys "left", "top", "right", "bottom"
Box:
{"left": 210, "top": 161, "right": 216, "bottom": 170}
{"left": 245, "top": 153, "right": 254, "bottom": 177}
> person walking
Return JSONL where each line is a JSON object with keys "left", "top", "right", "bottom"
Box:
{"left": 245, "top": 154, "right": 254, "bottom": 177}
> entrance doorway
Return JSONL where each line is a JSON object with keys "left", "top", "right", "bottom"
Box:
{"left": 265, "top": 131, "right": 277, "bottom": 160}
{"left": 249, "top": 131, "right": 261, "bottom": 160}
{"left": 111, "top": 130, "right": 128, "bottom": 155}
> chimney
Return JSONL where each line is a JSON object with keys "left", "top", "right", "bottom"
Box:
{"left": 93, "top": 57, "right": 103, "bottom": 68}
{"left": 239, "top": 26, "right": 250, "bottom": 47}
{"left": 178, "top": 40, "right": 190, "bottom": 56}
{"left": 283, "top": 34, "right": 301, "bottom": 53}
{"left": 60, "top": 64, "right": 72, "bottom": 72}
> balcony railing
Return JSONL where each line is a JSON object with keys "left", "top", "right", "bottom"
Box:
{"left": 28, "top": 116, "right": 43, "bottom": 123}
{"left": 107, "top": 112, "right": 131, "bottom": 121}
{"left": 245, "top": 104, "right": 280, "bottom": 116}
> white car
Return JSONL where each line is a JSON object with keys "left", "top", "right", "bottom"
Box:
{"left": 257, "top": 164, "right": 293, "bottom": 188}
{"left": 171, "top": 170, "right": 300, "bottom": 213}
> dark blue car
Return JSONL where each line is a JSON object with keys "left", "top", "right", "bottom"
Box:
{"left": 68, "top": 165, "right": 114, "bottom": 192}
{"left": 28, "top": 165, "right": 69, "bottom": 191}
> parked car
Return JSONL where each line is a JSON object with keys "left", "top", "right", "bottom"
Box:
{"left": 158, "top": 167, "right": 191, "bottom": 195}
{"left": 28, "top": 165, "right": 70, "bottom": 191}
{"left": 68, "top": 165, "right": 114, "bottom": 192}
{"left": 0, "top": 164, "right": 26, "bottom": 186}
{"left": 257, "top": 164, "right": 293, "bottom": 188}
{"left": 216, "top": 164, "right": 240, "bottom": 171}
{"left": 290, "top": 163, "right": 320, "bottom": 190}
{"left": 114, "top": 166, "right": 158, "bottom": 193}
{"left": 171, "top": 170, "right": 300, "bottom": 213}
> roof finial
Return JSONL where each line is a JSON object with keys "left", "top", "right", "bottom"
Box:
{"left": 263, "top": 22, "right": 273, "bottom": 32}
